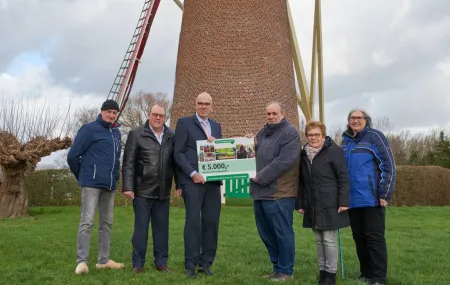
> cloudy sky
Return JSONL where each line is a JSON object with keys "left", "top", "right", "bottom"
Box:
{"left": 1, "top": 0, "right": 449, "bottom": 166}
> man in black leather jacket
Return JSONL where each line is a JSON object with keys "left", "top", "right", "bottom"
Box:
{"left": 122, "top": 103, "right": 181, "bottom": 274}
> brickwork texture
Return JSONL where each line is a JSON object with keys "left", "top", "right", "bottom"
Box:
{"left": 170, "top": 0, "right": 300, "bottom": 137}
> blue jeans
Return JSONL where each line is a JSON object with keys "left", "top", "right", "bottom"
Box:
{"left": 254, "top": 198, "right": 296, "bottom": 275}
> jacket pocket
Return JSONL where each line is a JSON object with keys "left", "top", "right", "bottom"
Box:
{"left": 367, "top": 174, "right": 376, "bottom": 198}
{"left": 320, "top": 189, "right": 338, "bottom": 209}
{"left": 93, "top": 164, "right": 97, "bottom": 180}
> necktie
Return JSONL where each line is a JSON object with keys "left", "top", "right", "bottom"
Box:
{"left": 201, "top": 121, "right": 210, "bottom": 137}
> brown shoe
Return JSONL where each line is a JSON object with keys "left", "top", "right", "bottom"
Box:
{"left": 270, "top": 273, "right": 294, "bottom": 281}
{"left": 156, "top": 265, "right": 170, "bottom": 272}
{"left": 263, "top": 272, "right": 276, "bottom": 279}
{"left": 133, "top": 267, "right": 143, "bottom": 274}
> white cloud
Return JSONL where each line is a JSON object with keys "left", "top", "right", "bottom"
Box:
{"left": 389, "top": 0, "right": 411, "bottom": 29}
{"left": 324, "top": 38, "right": 351, "bottom": 76}
{"left": 0, "top": 64, "right": 105, "bottom": 168}
{"left": 0, "top": 65, "right": 101, "bottom": 105}
{"left": 436, "top": 57, "right": 450, "bottom": 76}
{"left": 0, "top": 0, "right": 7, "bottom": 11}
{"left": 372, "top": 49, "right": 394, "bottom": 67}
{"left": 0, "top": 0, "right": 449, "bottom": 164}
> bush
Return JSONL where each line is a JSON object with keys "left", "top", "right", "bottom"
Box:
{"left": 391, "top": 165, "right": 450, "bottom": 206}
{"left": 25, "top": 166, "right": 450, "bottom": 207}
{"left": 26, "top": 169, "right": 130, "bottom": 207}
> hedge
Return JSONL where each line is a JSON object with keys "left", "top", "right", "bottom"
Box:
{"left": 390, "top": 165, "right": 450, "bottom": 206}
{"left": 26, "top": 169, "right": 130, "bottom": 207}
{"left": 24, "top": 166, "right": 450, "bottom": 207}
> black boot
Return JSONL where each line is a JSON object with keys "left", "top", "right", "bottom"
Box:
{"left": 317, "top": 270, "right": 326, "bottom": 284}
{"left": 325, "top": 272, "right": 336, "bottom": 285}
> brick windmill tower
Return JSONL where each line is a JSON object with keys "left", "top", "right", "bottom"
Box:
{"left": 170, "top": 0, "right": 300, "bottom": 137}
{"left": 107, "top": 0, "right": 324, "bottom": 130}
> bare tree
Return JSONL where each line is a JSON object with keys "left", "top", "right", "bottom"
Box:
{"left": 328, "top": 123, "right": 345, "bottom": 145}
{"left": 120, "top": 91, "right": 171, "bottom": 130}
{"left": 298, "top": 116, "right": 307, "bottom": 145}
{"left": 57, "top": 106, "right": 98, "bottom": 170}
{"left": 117, "top": 92, "right": 171, "bottom": 149}
{"left": 373, "top": 116, "right": 393, "bottom": 133}
{"left": 72, "top": 106, "right": 98, "bottom": 134}
{"left": 0, "top": 97, "right": 72, "bottom": 218}
{"left": 387, "top": 130, "right": 410, "bottom": 165}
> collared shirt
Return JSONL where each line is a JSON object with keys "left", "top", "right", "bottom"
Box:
{"left": 191, "top": 113, "right": 211, "bottom": 178}
{"left": 195, "top": 112, "right": 211, "bottom": 136}
{"left": 150, "top": 125, "right": 164, "bottom": 145}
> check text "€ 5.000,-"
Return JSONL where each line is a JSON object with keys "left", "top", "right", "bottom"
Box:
{"left": 196, "top": 137, "right": 256, "bottom": 182}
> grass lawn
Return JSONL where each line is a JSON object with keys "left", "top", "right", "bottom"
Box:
{"left": 0, "top": 203, "right": 449, "bottom": 285}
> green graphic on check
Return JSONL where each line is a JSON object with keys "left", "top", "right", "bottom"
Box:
{"left": 196, "top": 137, "right": 256, "bottom": 181}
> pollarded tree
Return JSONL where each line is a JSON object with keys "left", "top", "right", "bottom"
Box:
{"left": 0, "top": 98, "right": 72, "bottom": 218}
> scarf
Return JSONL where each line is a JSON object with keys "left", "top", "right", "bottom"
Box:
{"left": 304, "top": 144, "right": 323, "bottom": 162}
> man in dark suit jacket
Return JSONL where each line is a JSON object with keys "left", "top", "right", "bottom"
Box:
{"left": 174, "top": 92, "right": 222, "bottom": 278}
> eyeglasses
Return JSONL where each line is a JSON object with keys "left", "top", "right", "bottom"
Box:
{"left": 151, "top": 113, "right": 166, "bottom": 119}
{"left": 349, "top": 116, "right": 365, "bottom": 121}
{"left": 307, "top": 133, "right": 322, "bottom": 138}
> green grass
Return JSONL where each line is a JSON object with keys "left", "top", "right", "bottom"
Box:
{"left": 1, "top": 204, "right": 449, "bottom": 285}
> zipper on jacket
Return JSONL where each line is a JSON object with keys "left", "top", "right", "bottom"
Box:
{"left": 367, "top": 174, "right": 377, "bottom": 198}
{"left": 304, "top": 157, "right": 316, "bottom": 229}
{"left": 93, "top": 164, "right": 96, "bottom": 179}
{"left": 304, "top": 145, "right": 325, "bottom": 229}
{"left": 110, "top": 128, "right": 115, "bottom": 190}
{"left": 159, "top": 142, "right": 164, "bottom": 198}
{"left": 158, "top": 135, "right": 167, "bottom": 198}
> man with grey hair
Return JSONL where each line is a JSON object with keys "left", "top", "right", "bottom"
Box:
{"left": 68, "top": 99, "right": 124, "bottom": 275}
{"left": 341, "top": 108, "right": 395, "bottom": 285}
{"left": 249, "top": 101, "right": 301, "bottom": 281}
{"left": 122, "top": 103, "right": 181, "bottom": 274}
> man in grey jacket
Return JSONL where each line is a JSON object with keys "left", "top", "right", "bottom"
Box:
{"left": 250, "top": 101, "right": 301, "bottom": 281}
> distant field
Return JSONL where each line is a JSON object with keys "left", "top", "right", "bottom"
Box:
{"left": 0, "top": 205, "right": 449, "bottom": 285}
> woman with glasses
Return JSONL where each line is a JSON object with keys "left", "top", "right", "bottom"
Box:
{"left": 296, "top": 121, "right": 350, "bottom": 285}
{"left": 341, "top": 109, "right": 395, "bottom": 285}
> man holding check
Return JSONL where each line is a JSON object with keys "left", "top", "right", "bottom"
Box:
{"left": 174, "top": 92, "right": 223, "bottom": 278}
{"left": 249, "top": 101, "right": 301, "bottom": 281}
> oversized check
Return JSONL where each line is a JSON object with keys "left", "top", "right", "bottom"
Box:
{"left": 196, "top": 137, "right": 256, "bottom": 181}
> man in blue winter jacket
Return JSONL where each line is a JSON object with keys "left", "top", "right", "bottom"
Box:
{"left": 67, "top": 99, "right": 124, "bottom": 275}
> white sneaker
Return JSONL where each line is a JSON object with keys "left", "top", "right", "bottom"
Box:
{"left": 75, "top": 262, "right": 89, "bottom": 275}
{"left": 96, "top": 259, "right": 125, "bottom": 270}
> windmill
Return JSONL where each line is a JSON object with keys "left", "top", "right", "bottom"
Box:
{"left": 106, "top": 0, "right": 324, "bottom": 125}
{"left": 104, "top": 2, "right": 342, "bottom": 275}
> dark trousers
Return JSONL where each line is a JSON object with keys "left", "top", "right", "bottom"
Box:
{"left": 182, "top": 182, "right": 221, "bottom": 269}
{"left": 348, "top": 206, "right": 387, "bottom": 284}
{"left": 254, "top": 198, "right": 296, "bottom": 275}
{"left": 131, "top": 196, "right": 170, "bottom": 268}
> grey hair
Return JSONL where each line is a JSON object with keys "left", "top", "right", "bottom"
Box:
{"left": 266, "top": 101, "right": 284, "bottom": 113}
{"left": 149, "top": 103, "right": 167, "bottom": 115}
{"left": 347, "top": 108, "right": 372, "bottom": 128}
